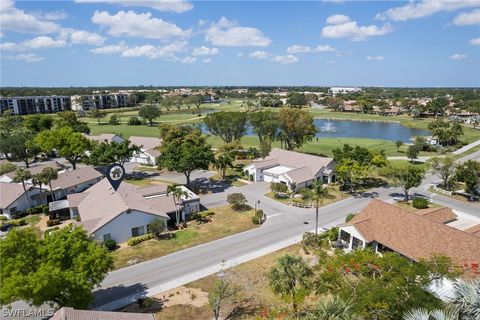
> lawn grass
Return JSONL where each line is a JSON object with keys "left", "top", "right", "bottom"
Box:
{"left": 24, "top": 214, "right": 42, "bottom": 226}
{"left": 266, "top": 185, "right": 349, "bottom": 207}
{"left": 393, "top": 201, "right": 442, "bottom": 212}
{"left": 111, "top": 205, "right": 258, "bottom": 269}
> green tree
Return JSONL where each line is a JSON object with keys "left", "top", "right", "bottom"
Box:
{"left": 307, "top": 180, "right": 330, "bottom": 235}
{"left": 395, "top": 140, "right": 404, "bottom": 152}
{"left": 32, "top": 173, "right": 48, "bottom": 205}
{"left": 41, "top": 167, "right": 58, "bottom": 201}
{"left": 13, "top": 168, "right": 32, "bottom": 209}
{"left": 157, "top": 125, "right": 214, "bottom": 186}
{"left": 426, "top": 97, "right": 448, "bottom": 119}
{"left": 214, "top": 153, "right": 234, "bottom": 180}
{"left": 55, "top": 111, "right": 90, "bottom": 133}
{"left": 35, "top": 127, "right": 91, "bottom": 169}
{"left": 0, "top": 162, "right": 16, "bottom": 175}
{"left": 23, "top": 114, "right": 54, "bottom": 133}
{"left": 259, "top": 138, "right": 272, "bottom": 159}
{"left": 429, "top": 156, "right": 457, "bottom": 191}
{"left": 407, "top": 145, "right": 420, "bottom": 163}
{"left": 167, "top": 185, "right": 188, "bottom": 227}
{"left": 286, "top": 92, "right": 307, "bottom": 107}
{"left": 302, "top": 296, "right": 358, "bottom": 320}
{"left": 278, "top": 108, "right": 316, "bottom": 150}
{"left": 249, "top": 111, "right": 279, "bottom": 144}
{"left": 189, "top": 95, "right": 204, "bottom": 110}
{"left": 87, "top": 140, "right": 141, "bottom": 166}
{"left": 456, "top": 160, "right": 480, "bottom": 201}
{"left": 204, "top": 111, "right": 248, "bottom": 143}
{"left": 147, "top": 218, "right": 167, "bottom": 239}
{"left": 88, "top": 109, "right": 107, "bottom": 124}
{"left": 270, "top": 182, "right": 288, "bottom": 196}
{"left": 108, "top": 113, "right": 120, "bottom": 125}
{"left": 227, "top": 192, "right": 248, "bottom": 211}
{"left": 139, "top": 105, "right": 161, "bottom": 126}
{"left": 386, "top": 165, "right": 425, "bottom": 201}
{"left": 2, "top": 129, "right": 38, "bottom": 167}
{"left": 0, "top": 226, "right": 113, "bottom": 308}
{"left": 268, "top": 254, "right": 312, "bottom": 315}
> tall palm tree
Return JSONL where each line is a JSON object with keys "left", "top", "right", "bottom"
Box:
{"left": 167, "top": 185, "right": 188, "bottom": 227}
{"left": 309, "top": 180, "right": 330, "bottom": 234}
{"left": 214, "top": 153, "right": 233, "bottom": 180}
{"left": 32, "top": 173, "right": 47, "bottom": 205}
{"left": 268, "top": 254, "right": 312, "bottom": 316}
{"left": 13, "top": 168, "right": 32, "bottom": 209}
{"left": 41, "top": 167, "right": 58, "bottom": 202}
{"left": 303, "top": 296, "right": 359, "bottom": 320}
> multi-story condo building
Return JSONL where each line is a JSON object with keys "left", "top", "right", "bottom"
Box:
{"left": 71, "top": 93, "right": 131, "bottom": 111}
{"left": 0, "top": 96, "right": 71, "bottom": 115}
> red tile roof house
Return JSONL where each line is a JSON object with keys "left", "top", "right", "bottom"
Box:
{"left": 67, "top": 179, "right": 200, "bottom": 243}
{"left": 337, "top": 200, "right": 480, "bottom": 277}
{"left": 243, "top": 148, "right": 335, "bottom": 191}
{"left": 50, "top": 307, "right": 155, "bottom": 320}
{"left": 83, "top": 134, "right": 161, "bottom": 166}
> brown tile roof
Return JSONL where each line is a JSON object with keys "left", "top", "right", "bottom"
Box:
{"left": 51, "top": 307, "right": 155, "bottom": 320}
{"left": 51, "top": 166, "right": 103, "bottom": 190}
{"left": 0, "top": 182, "right": 32, "bottom": 208}
{"left": 73, "top": 179, "right": 170, "bottom": 234}
{"left": 415, "top": 207, "right": 457, "bottom": 224}
{"left": 345, "top": 200, "right": 480, "bottom": 265}
{"left": 464, "top": 224, "right": 480, "bottom": 237}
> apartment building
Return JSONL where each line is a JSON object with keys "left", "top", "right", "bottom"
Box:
{"left": 71, "top": 93, "right": 131, "bottom": 111}
{"left": 0, "top": 96, "right": 71, "bottom": 115}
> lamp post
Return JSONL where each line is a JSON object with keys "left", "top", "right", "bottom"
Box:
{"left": 254, "top": 200, "right": 260, "bottom": 214}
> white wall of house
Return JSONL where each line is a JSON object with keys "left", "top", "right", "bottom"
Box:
{"left": 1, "top": 188, "right": 41, "bottom": 219}
{"left": 129, "top": 150, "right": 155, "bottom": 165}
{"left": 338, "top": 226, "right": 368, "bottom": 250}
{"left": 92, "top": 210, "right": 168, "bottom": 244}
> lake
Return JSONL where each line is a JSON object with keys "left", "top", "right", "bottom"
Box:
{"left": 199, "top": 119, "right": 430, "bottom": 143}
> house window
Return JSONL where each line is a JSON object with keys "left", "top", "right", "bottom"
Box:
{"left": 103, "top": 234, "right": 112, "bottom": 241}
{"left": 10, "top": 207, "right": 17, "bottom": 213}
{"left": 339, "top": 230, "right": 351, "bottom": 243}
{"left": 131, "top": 226, "right": 145, "bottom": 237}
{"left": 352, "top": 237, "right": 363, "bottom": 249}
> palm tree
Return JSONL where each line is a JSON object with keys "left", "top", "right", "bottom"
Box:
{"left": 13, "top": 168, "right": 32, "bottom": 209}
{"left": 403, "top": 309, "right": 457, "bottom": 320}
{"left": 41, "top": 167, "right": 58, "bottom": 201}
{"left": 32, "top": 173, "right": 48, "bottom": 205}
{"left": 268, "top": 254, "right": 312, "bottom": 316}
{"left": 167, "top": 185, "right": 188, "bottom": 227}
{"left": 214, "top": 153, "right": 234, "bottom": 180}
{"left": 449, "top": 279, "right": 480, "bottom": 320}
{"left": 303, "top": 296, "right": 359, "bottom": 320}
{"left": 308, "top": 180, "right": 330, "bottom": 234}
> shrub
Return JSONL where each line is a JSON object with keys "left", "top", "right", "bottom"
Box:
{"left": 251, "top": 209, "right": 264, "bottom": 225}
{"left": 302, "top": 232, "right": 325, "bottom": 252}
{"left": 128, "top": 116, "right": 142, "bottom": 126}
{"left": 46, "top": 219, "right": 61, "bottom": 227}
{"left": 104, "top": 239, "right": 117, "bottom": 251}
{"left": 127, "top": 233, "right": 154, "bottom": 246}
{"left": 7, "top": 219, "right": 27, "bottom": 228}
{"left": 191, "top": 210, "right": 215, "bottom": 223}
{"left": 251, "top": 215, "right": 261, "bottom": 225}
{"left": 28, "top": 205, "right": 46, "bottom": 215}
{"left": 0, "top": 162, "right": 16, "bottom": 175}
{"left": 147, "top": 219, "right": 167, "bottom": 239}
{"left": 0, "top": 216, "right": 7, "bottom": 221}
{"left": 109, "top": 114, "right": 120, "bottom": 125}
{"left": 138, "top": 297, "right": 154, "bottom": 308}
{"left": 10, "top": 210, "right": 28, "bottom": 220}
{"left": 227, "top": 192, "right": 248, "bottom": 211}
{"left": 345, "top": 213, "right": 356, "bottom": 222}
{"left": 44, "top": 226, "right": 60, "bottom": 237}
{"left": 270, "top": 182, "right": 288, "bottom": 195}
{"left": 412, "top": 197, "right": 429, "bottom": 209}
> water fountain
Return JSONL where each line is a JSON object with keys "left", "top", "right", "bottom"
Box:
{"left": 319, "top": 119, "right": 341, "bottom": 133}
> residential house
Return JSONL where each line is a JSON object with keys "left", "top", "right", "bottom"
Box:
{"left": 50, "top": 307, "right": 155, "bottom": 320}
{"left": 45, "top": 166, "right": 103, "bottom": 201}
{"left": 67, "top": 179, "right": 199, "bottom": 243}
{"left": 82, "top": 133, "right": 124, "bottom": 144}
{"left": 243, "top": 148, "right": 335, "bottom": 191}
{"left": 0, "top": 162, "right": 63, "bottom": 183}
{"left": 338, "top": 200, "right": 480, "bottom": 268}
{"left": 0, "top": 182, "right": 41, "bottom": 219}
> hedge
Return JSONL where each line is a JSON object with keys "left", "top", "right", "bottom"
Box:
{"left": 104, "top": 239, "right": 117, "bottom": 251}
{"left": 46, "top": 219, "right": 61, "bottom": 227}
{"left": 412, "top": 198, "right": 429, "bottom": 209}
{"left": 127, "top": 233, "right": 154, "bottom": 246}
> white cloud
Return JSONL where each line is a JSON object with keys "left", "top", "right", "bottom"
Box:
{"left": 272, "top": 55, "right": 298, "bottom": 64}
{"left": 5, "top": 53, "right": 45, "bottom": 62}
{"left": 0, "top": 36, "right": 67, "bottom": 51}
{"left": 376, "top": 1, "right": 480, "bottom": 21}
{"left": 326, "top": 14, "right": 350, "bottom": 25}
{"left": 70, "top": 30, "right": 105, "bottom": 45}
{"left": 181, "top": 56, "right": 196, "bottom": 64}
{"left": 92, "top": 10, "right": 190, "bottom": 39}
{"left": 121, "top": 42, "right": 187, "bottom": 59}
{"left": 0, "top": 0, "right": 61, "bottom": 34}
{"left": 366, "top": 55, "right": 384, "bottom": 61}
{"left": 322, "top": 15, "right": 392, "bottom": 41}
{"left": 202, "top": 58, "right": 212, "bottom": 63}
{"left": 75, "top": 0, "right": 193, "bottom": 13}
{"left": 192, "top": 46, "right": 219, "bottom": 56}
{"left": 453, "top": 9, "right": 480, "bottom": 26}
{"left": 32, "top": 10, "right": 68, "bottom": 21}
{"left": 449, "top": 54, "right": 467, "bottom": 60}
{"left": 286, "top": 44, "right": 336, "bottom": 53}
{"left": 205, "top": 17, "right": 271, "bottom": 47}
{"left": 90, "top": 41, "right": 128, "bottom": 54}
{"left": 248, "top": 50, "right": 268, "bottom": 59}
{"left": 470, "top": 37, "right": 480, "bottom": 45}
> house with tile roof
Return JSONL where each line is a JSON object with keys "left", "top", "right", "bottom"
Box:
{"left": 337, "top": 200, "right": 480, "bottom": 268}
{"left": 0, "top": 162, "right": 63, "bottom": 183}
{"left": 0, "top": 182, "right": 41, "bottom": 219}
{"left": 66, "top": 179, "right": 199, "bottom": 243}
{"left": 243, "top": 148, "right": 335, "bottom": 191}
{"left": 45, "top": 166, "right": 103, "bottom": 201}
{"left": 50, "top": 307, "right": 155, "bottom": 320}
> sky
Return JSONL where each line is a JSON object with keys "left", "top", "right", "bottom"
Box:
{"left": 0, "top": 0, "right": 479, "bottom": 87}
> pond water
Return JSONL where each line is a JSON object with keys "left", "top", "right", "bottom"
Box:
{"left": 199, "top": 118, "right": 430, "bottom": 143}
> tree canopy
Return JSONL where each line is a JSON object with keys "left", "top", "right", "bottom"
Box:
{"left": 278, "top": 108, "right": 316, "bottom": 150}
{"left": 204, "top": 111, "right": 248, "bottom": 143}
{"left": 87, "top": 140, "right": 140, "bottom": 166}
{"left": 139, "top": 105, "right": 161, "bottom": 126}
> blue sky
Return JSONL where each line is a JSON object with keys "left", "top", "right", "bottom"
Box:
{"left": 1, "top": 0, "right": 479, "bottom": 87}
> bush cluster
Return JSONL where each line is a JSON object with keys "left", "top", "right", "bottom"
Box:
{"left": 127, "top": 233, "right": 154, "bottom": 246}
{"left": 190, "top": 210, "right": 215, "bottom": 223}
{"left": 251, "top": 209, "right": 265, "bottom": 225}
{"left": 345, "top": 213, "right": 356, "bottom": 222}
{"left": 104, "top": 239, "right": 117, "bottom": 251}
{"left": 412, "top": 198, "right": 429, "bottom": 209}
{"left": 46, "top": 219, "right": 61, "bottom": 227}
{"left": 128, "top": 116, "right": 142, "bottom": 126}
{"left": 44, "top": 227, "right": 60, "bottom": 237}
